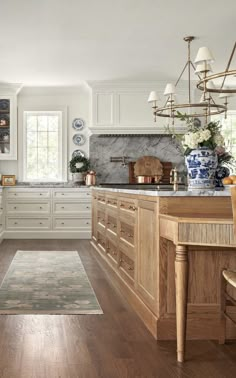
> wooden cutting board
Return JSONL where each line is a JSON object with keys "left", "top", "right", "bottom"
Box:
{"left": 134, "top": 156, "right": 163, "bottom": 177}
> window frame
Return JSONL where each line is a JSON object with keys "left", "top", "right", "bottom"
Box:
{"left": 22, "top": 110, "right": 67, "bottom": 182}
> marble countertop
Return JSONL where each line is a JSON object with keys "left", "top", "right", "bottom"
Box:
{"left": 93, "top": 187, "right": 231, "bottom": 197}
{"left": 0, "top": 182, "right": 90, "bottom": 189}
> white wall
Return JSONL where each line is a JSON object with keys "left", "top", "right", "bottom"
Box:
{"left": 0, "top": 84, "right": 91, "bottom": 181}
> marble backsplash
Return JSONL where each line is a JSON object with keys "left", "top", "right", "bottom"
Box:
{"left": 89, "top": 135, "right": 186, "bottom": 184}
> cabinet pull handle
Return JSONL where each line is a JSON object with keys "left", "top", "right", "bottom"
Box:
{"left": 86, "top": 222, "right": 89, "bottom": 225}
{"left": 94, "top": 196, "right": 97, "bottom": 199}
{"left": 40, "top": 193, "right": 43, "bottom": 196}
{"left": 113, "top": 225, "right": 116, "bottom": 228}
{"left": 14, "top": 193, "right": 17, "bottom": 196}
{"left": 39, "top": 222, "right": 43, "bottom": 225}
{"left": 61, "top": 222, "right": 65, "bottom": 225}
{"left": 61, "top": 193, "right": 65, "bottom": 196}
{"left": 14, "top": 222, "right": 18, "bottom": 225}
{"left": 128, "top": 233, "right": 133, "bottom": 238}
{"left": 61, "top": 206, "right": 65, "bottom": 209}
{"left": 128, "top": 267, "right": 134, "bottom": 271}
{"left": 40, "top": 207, "right": 43, "bottom": 209}
{"left": 14, "top": 206, "right": 17, "bottom": 209}
{"left": 86, "top": 206, "right": 89, "bottom": 209}
{"left": 120, "top": 203, "right": 124, "bottom": 207}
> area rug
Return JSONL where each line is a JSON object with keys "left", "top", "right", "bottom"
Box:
{"left": 0, "top": 251, "right": 103, "bottom": 314}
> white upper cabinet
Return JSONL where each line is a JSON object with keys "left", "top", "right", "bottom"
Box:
{"left": 0, "top": 84, "right": 21, "bottom": 160}
{"left": 87, "top": 81, "right": 190, "bottom": 134}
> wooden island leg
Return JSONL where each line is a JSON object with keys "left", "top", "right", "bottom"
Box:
{"left": 175, "top": 245, "right": 189, "bottom": 363}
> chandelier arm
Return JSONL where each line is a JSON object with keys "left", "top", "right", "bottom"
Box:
{"left": 220, "top": 42, "right": 236, "bottom": 91}
{"left": 175, "top": 61, "right": 188, "bottom": 87}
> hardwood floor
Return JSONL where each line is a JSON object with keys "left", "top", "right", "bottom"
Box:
{"left": 0, "top": 240, "right": 235, "bottom": 378}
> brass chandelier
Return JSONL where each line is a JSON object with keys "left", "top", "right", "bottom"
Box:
{"left": 148, "top": 36, "right": 226, "bottom": 125}
{"left": 195, "top": 41, "right": 236, "bottom": 118}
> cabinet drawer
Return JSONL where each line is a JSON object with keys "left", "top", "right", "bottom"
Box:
{"left": 6, "top": 217, "right": 50, "bottom": 229}
{"left": 53, "top": 202, "right": 91, "bottom": 214}
{"left": 6, "top": 202, "right": 50, "bottom": 214}
{"left": 119, "top": 239, "right": 135, "bottom": 261}
{"left": 106, "top": 195, "right": 118, "bottom": 209}
{"left": 107, "top": 212, "right": 118, "bottom": 236}
{"left": 107, "top": 237, "right": 119, "bottom": 267}
{"left": 6, "top": 189, "right": 50, "bottom": 199}
{"left": 119, "top": 252, "right": 135, "bottom": 285}
{"left": 53, "top": 217, "right": 91, "bottom": 230}
{"left": 119, "top": 198, "right": 137, "bottom": 214}
{"left": 53, "top": 190, "right": 91, "bottom": 199}
{"left": 120, "top": 220, "right": 135, "bottom": 246}
{"left": 97, "top": 231, "right": 106, "bottom": 253}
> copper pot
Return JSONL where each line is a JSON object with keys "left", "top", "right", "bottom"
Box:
{"left": 136, "top": 176, "right": 153, "bottom": 184}
{"left": 85, "top": 171, "right": 96, "bottom": 186}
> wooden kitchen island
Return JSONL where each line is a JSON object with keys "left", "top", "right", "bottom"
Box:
{"left": 91, "top": 188, "right": 236, "bottom": 353}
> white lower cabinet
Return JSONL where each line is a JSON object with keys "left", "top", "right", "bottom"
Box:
{"left": 3, "top": 187, "right": 91, "bottom": 239}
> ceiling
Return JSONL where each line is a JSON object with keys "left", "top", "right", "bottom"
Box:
{"left": 0, "top": 0, "right": 235, "bottom": 86}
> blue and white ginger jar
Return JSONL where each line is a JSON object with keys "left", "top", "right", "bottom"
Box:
{"left": 185, "top": 147, "right": 218, "bottom": 190}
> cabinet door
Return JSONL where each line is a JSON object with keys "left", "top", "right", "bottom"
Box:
{"left": 136, "top": 200, "right": 158, "bottom": 314}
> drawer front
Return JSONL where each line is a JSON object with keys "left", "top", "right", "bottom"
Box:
{"left": 97, "top": 231, "right": 106, "bottom": 253}
{"left": 6, "top": 202, "right": 50, "bottom": 214}
{"left": 53, "top": 217, "right": 91, "bottom": 230}
{"left": 107, "top": 213, "right": 118, "bottom": 236}
{"left": 120, "top": 220, "right": 135, "bottom": 246}
{"left": 53, "top": 190, "right": 91, "bottom": 199}
{"left": 6, "top": 189, "right": 50, "bottom": 199}
{"left": 106, "top": 195, "right": 118, "bottom": 209}
{"left": 119, "top": 239, "right": 135, "bottom": 261}
{"left": 119, "top": 252, "right": 135, "bottom": 285}
{"left": 119, "top": 198, "right": 137, "bottom": 215}
{"left": 6, "top": 217, "right": 51, "bottom": 229}
{"left": 97, "top": 209, "right": 106, "bottom": 228}
{"left": 53, "top": 202, "right": 91, "bottom": 214}
{"left": 107, "top": 237, "right": 119, "bottom": 267}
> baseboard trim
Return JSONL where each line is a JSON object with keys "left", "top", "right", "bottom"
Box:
{"left": 91, "top": 241, "right": 158, "bottom": 339}
{"left": 3, "top": 231, "right": 92, "bottom": 239}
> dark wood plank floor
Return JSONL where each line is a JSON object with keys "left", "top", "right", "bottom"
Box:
{"left": 0, "top": 239, "right": 235, "bottom": 378}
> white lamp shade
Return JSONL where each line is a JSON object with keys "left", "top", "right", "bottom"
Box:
{"left": 148, "top": 91, "right": 159, "bottom": 103}
{"left": 194, "top": 46, "right": 215, "bottom": 64}
{"left": 195, "top": 63, "right": 212, "bottom": 74}
{"left": 164, "top": 83, "right": 175, "bottom": 96}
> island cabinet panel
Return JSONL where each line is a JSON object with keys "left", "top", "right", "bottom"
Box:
{"left": 91, "top": 189, "right": 236, "bottom": 341}
{"left": 136, "top": 200, "right": 158, "bottom": 314}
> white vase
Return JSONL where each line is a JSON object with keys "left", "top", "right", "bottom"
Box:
{"left": 72, "top": 172, "right": 84, "bottom": 183}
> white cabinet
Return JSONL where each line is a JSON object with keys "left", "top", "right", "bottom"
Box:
{"left": 88, "top": 81, "right": 189, "bottom": 134}
{"left": 4, "top": 187, "right": 91, "bottom": 239}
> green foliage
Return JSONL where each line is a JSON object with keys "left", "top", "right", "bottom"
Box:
{"left": 69, "top": 156, "right": 90, "bottom": 173}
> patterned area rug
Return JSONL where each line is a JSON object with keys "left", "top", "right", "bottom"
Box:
{"left": 0, "top": 251, "right": 103, "bottom": 314}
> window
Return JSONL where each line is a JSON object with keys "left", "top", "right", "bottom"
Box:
{"left": 23, "top": 111, "right": 66, "bottom": 182}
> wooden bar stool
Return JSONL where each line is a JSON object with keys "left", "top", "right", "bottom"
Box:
{"left": 219, "top": 187, "right": 236, "bottom": 344}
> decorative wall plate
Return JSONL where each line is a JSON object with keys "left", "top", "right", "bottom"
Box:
{"left": 72, "top": 118, "right": 85, "bottom": 130}
{"left": 0, "top": 99, "right": 10, "bottom": 111}
{"left": 73, "top": 134, "right": 86, "bottom": 146}
{"left": 72, "top": 149, "right": 85, "bottom": 158}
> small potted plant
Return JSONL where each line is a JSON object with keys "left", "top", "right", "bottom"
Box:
{"left": 69, "top": 155, "right": 90, "bottom": 183}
